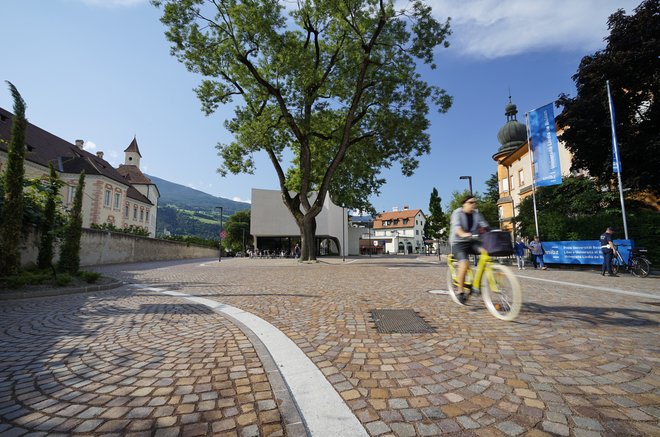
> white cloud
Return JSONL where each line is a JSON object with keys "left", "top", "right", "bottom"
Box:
{"left": 426, "top": 0, "right": 641, "bottom": 58}
{"left": 232, "top": 196, "right": 251, "bottom": 204}
{"left": 79, "top": 0, "right": 147, "bottom": 7}
{"left": 83, "top": 140, "right": 97, "bottom": 151}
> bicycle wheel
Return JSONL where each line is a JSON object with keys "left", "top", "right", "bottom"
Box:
{"left": 612, "top": 256, "right": 622, "bottom": 275}
{"left": 446, "top": 258, "right": 473, "bottom": 306}
{"left": 632, "top": 257, "right": 651, "bottom": 278}
{"left": 482, "top": 264, "right": 522, "bottom": 321}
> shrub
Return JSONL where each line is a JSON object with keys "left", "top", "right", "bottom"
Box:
{"left": 78, "top": 271, "right": 100, "bottom": 283}
{"left": 56, "top": 273, "right": 72, "bottom": 287}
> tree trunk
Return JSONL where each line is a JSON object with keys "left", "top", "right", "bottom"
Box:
{"left": 299, "top": 215, "right": 317, "bottom": 262}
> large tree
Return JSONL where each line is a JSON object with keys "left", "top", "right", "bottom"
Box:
{"left": 557, "top": 0, "right": 659, "bottom": 193}
{"left": 223, "top": 210, "right": 251, "bottom": 253}
{"left": 0, "top": 82, "right": 27, "bottom": 276}
{"left": 153, "top": 0, "right": 452, "bottom": 261}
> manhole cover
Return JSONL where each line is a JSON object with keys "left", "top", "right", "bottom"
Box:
{"left": 370, "top": 309, "right": 436, "bottom": 334}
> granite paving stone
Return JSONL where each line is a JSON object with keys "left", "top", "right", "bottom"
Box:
{"left": 1, "top": 256, "right": 658, "bottom": 436}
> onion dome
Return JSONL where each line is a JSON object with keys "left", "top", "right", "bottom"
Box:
{"left": 496, "top": 97, "right": 527, "bottom": 155}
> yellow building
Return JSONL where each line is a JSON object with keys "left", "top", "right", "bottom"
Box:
{"left": 492, "top": 99, "right": 573, "bottom": 236}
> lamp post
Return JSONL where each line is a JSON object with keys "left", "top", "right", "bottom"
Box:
{"left": 459, "top": 175, "right": 473, "bottom": 196}
{"left": 342, "top": 205, "right": 346, "bottom": 262}
{"left": 215, "top": 206, "right": 223, "bottom": 262}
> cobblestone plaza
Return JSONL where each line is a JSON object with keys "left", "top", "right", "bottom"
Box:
{"left": 1, "top": 257, "right": 658, "bottom": 436}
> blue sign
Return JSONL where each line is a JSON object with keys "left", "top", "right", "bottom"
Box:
{"left": 540, "top": 240, "right": 633, "bottom": 265}
{"left": 528, "top": 103, "right": 562, "bottom": 187}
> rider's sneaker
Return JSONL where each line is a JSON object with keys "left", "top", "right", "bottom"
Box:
{"left": 457, "top": 293, "right": 467, "bottom": 304}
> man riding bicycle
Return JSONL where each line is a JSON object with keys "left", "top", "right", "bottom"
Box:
{"left": 449, "top": 195, "right": 489, "bottom": 303}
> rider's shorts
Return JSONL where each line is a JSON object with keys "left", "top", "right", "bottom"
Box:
{"left": 452, "top": 241, "right": 481, "bottom": 262}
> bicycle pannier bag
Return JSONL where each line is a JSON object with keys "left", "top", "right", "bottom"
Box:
{"left": 482, "top": 231, "right": 514, "bottom": 256}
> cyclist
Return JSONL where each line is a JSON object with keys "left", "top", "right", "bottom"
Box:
{"left": 449, "top": 195, "right": 489, "bottom": 303}
{"left": 600, "top": 226, "right": 618, "bottom": 276}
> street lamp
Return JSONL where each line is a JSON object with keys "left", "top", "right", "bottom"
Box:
{"left": 459, "top": 175, "right": 473, "bottom": 196}
{"left": 215, "top": 206, "right": 223, "bottom": 262}
{"left": 342, "top": 205, "right": 346, "bottom": 262}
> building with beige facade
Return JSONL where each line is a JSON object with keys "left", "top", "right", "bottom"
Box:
{"left": 0, "top": 107, "right": 159, "bottom": 236}
{"left": 492, "top": 99, "right": 573, "bottom": 237}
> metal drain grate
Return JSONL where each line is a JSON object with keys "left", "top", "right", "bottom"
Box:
{"left": 370, "top": 309, "right": 436, "bottom": 334}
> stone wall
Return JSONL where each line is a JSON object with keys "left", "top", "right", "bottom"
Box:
{"left": 20, "top": 228, "right": 218, "bottom": 268}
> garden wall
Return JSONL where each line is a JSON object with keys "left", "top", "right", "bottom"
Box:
{"left": 20, "top": 228, "right": 218, "bottom": 268}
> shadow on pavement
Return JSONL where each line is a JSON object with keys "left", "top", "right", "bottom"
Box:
{"left": 522, "top": 302, "right": 660, "bottom": 327}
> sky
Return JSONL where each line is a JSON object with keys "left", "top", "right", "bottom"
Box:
{"left": 0, "top": 0, "right": 642, "bottom": 215}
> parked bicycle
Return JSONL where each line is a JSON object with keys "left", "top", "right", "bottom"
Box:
{"left": 446, "top": 234, "right": 522, "bottom": 321}
{"left": 612, "top": 244, "right": 651, "bottom": 278}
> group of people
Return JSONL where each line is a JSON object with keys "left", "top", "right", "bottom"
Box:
{"left": 513, "top": 236, "right": 548, "bottom": 270}
{"left": 449, "top": 194, "right": 619, "bottom": 300}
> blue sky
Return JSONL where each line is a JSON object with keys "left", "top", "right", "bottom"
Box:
{"left": 0, "top": 0, "right": 641, "bottom": 215}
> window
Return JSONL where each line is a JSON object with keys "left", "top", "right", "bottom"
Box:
{"left": 114, "top": 193, "right": 121, "bottom": 209}
{"left": 140, "top": 209, "right": 144, "bottom": 221}
{"left": 501, "top": 177, "right": 509, "bottom": 192}
{"left": 499, "top": 206, "right": 504, "bottom": 218}
{"left": 145, "top": 210, "right": 150, "bottom": 223}
{"left": 124, "top": 204, "right": 129, "bottom": 219}
{"left": 415, "top": 229, "right": 419, "bottom": 235}
{"left": 519, "top": 169, "right": 525, "bottom": 186}
{"left": 133, "top": 206, "right": 138, "bottom": 220}
{"left": 403, "top": 219, "right": 409, "bottom": 225}
{"left": 510, "top": 175, "right": 515, "bottom": 189}
{"left": 104, "top": 190, "right": 111, "bottom": 207}
{"left": 67, "top": 186, "right": 75, "bottom": 204}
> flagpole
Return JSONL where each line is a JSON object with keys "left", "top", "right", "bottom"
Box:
{"left": 606, "top": 80, "right": 629, "bottom": 240}
{"left": 525, "top": 112, "right": 540, "bottom": 237}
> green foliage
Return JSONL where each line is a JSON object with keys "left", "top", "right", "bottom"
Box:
{"left": 56, "top": 273, "right": 72, "bottom": 287}
{"left": 90, "top": 222, "right": 150, "bottom": 237}
{"left": 557, "top": 0, "right": 659, "bottom": 193}
{"left": 484, "top": 173, "right": 500, "bottom": 204}
{"left": 59, "top": 172, "right": 85, "bottom": 274}
{"left": 153, "top": 0, "right": 452, "bottom": 260}
{"left": 160, "top": 234, "right": 219, "bottom": 249}
{"left": 424, "top": 187, "right": 446, "bottom": 240}
{"left": 222, "top": 210, "right": 251, "bottom": 253}
{"left": 516, "top": 177, "right": 659, "bottom": 264}
{"left": 1, "top": 269, "right": 52, "bottom": 289}
{"left": 78, "top": 271, "right": 100, "bottom": 284}
{"left": 156, "top": 205, "right": 223, "bottom": 239}
{"left": 0, "top": 81, "right": 27, "bottom": 275}
{"left": 38, "top": 164, "right": 64, "bottom": 269}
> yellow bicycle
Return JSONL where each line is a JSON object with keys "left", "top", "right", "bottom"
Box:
{"left": 447, "top": 251, "right": 522, "bottom": 321}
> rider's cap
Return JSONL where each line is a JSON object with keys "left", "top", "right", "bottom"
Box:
{"left": 607, "top": 226, "right": 615, "bottom": 231}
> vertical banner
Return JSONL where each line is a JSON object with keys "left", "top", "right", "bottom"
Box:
{"left": 528, "top": 103, "right": 562, "bottom": 187}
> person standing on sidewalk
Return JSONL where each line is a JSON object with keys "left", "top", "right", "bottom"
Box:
{"left": 514, "top": 237, "right": 528, "bottom": 270}
{"left": 528, "top": 236, "right": 547, "bottom": 270}
{"left": 600, "top": 227, "right": 618, "bottom": 276}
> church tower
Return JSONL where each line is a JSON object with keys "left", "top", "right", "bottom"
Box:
{"left": 124, "top": 136, "right": 142, "bottom": 167}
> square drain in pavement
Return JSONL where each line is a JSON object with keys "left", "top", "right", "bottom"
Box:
{"left": 370, "top": 309, "right": 436, "bottom": 334}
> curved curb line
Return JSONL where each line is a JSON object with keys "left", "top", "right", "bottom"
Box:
{"left": 0, "top": 279, "right": 123, "bottom": 301}
{"left": 158, "top": 289, "right": 369, "bottom": 437}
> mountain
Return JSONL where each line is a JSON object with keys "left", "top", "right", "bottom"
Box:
{"left": 146, "top": 174, "right": 250, "bottom": 238}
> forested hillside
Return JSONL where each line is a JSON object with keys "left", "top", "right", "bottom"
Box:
{"left": 147, "top": 174, "right": 250, "bottom": 238}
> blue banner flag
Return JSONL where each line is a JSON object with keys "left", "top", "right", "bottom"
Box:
{"left": 528, "top": 103, "right": 562, "bottom": 187}
{"left": 607, "top": 81, "right": 622, "bottom": 173}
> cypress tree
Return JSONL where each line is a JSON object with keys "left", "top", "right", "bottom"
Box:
{"left": 0, "top": 82, "right": 27, "bottom": 276}
{"left": 59, "top": 171, "right": 85, "bottom": 274}
{"left": 38, "top": 163, "right": 61, "bottom": 269}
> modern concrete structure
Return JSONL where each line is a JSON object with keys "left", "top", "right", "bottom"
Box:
{"left": 250, "top": 188, "right": 349, "bottom": 256}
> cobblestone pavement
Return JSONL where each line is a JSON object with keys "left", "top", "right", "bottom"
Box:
{"left": 1, "top": 256, "right": 659, "bottom": 436}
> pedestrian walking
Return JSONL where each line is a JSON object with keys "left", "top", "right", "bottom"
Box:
{"left": 294, "top": 243, "right": 301, "bottom": 259}
{"left": 528, "top": 236, "right": 547, "bottom": 270}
